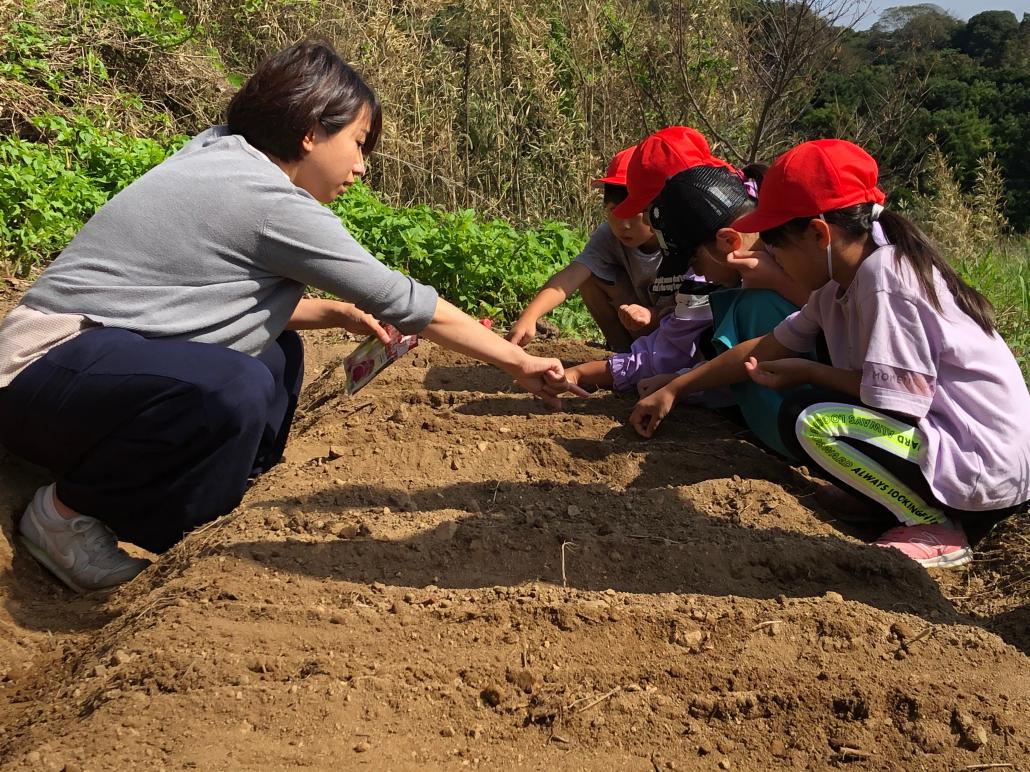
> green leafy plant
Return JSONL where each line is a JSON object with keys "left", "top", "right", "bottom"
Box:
{"left": 331, "top": 181, "right": 593, "bottom": 334}
{"left": 0, "top": 114, "right": 185, "bottom": 273}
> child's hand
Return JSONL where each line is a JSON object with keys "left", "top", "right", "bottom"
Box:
{"left": 629, "top": 387, "right": 677, "bottom": 438}
{"left": 618, "top": 304, "right": 653, "bottom": 332}
{"left": 507, "top": 318, "right": 537, "bottom": 347}
{"left": 725, "top": 249, "right": 787, "bottom": 291}
{"left": 743, "top": 356, "right": 813, "bottom": 390}
{"left": 539, "top": 365, "right": 592, "bottom": 399}
{"left": 636, "top": 372, "right": 677, "bottom": 397}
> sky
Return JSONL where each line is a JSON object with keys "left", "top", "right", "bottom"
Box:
{"left": 853, "top": 1, "right": 1030, "bottom": 29}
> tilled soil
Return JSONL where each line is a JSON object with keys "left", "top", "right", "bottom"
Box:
{"left": 0, "top": 287, "right": 1028, "bottom": 770}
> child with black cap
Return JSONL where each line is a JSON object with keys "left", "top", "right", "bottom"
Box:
{"left": 552, "top": 163, "right": 808, "bottom": 410}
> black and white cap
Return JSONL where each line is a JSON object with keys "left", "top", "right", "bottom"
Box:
{"left": 648, "top": 165, "right": 752, "bottom": 293}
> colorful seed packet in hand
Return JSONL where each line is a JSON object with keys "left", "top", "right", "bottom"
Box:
{"left": 343, "top": 325, "right": 419, "bottom": 395}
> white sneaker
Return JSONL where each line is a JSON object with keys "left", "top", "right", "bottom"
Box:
{"left": 18, "top": 485, "right": 150, "bottom": 593}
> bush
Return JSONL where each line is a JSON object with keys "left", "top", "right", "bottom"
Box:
{"left": 331, "top": 181, "right": 591, "bottom": 333}
{"left": 0, "top": 114, "right": 185, "bottom": 273}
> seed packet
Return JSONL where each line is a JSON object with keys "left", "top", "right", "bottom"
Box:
{"left": 343, "top": 325, "right": 419, "bottom": 395}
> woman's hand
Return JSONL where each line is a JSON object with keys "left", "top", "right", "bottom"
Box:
{"left": 743, "top": 356, "right": 814, "bottom": 390}
{"left": 511, "top": 354, "right": 589, "bottom": 408}
{"left": 507, "top": 317, "right": 537, "bottom": 347}
{"left": 337, "top": 303, "right": 391, "bottom": 344}
{"left": 628, "top": 387, "right": 677, "bottom": 438}
{"left": 618, "top": 304, "right": 653, "bottom": 332}
{"left": 287, "top": 298, "right": 391, "bottom": 344}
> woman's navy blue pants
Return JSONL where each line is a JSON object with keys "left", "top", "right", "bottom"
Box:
{"left": 0, "top": 328, "right": 304, "bottom": 552}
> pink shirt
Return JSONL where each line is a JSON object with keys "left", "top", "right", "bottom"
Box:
{"left": 774, "top": 244, "right": 1030, "bottom": 511}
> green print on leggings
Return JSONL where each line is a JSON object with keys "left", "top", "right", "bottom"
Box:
{"left": 796, "top": 403, "right": 944, "bottom": 527}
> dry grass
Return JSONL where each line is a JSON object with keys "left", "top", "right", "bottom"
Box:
{"left": 1, "top": 0, "right": 744, "bottom": 228}
{"left": 977, "top": 512, "right": 1030, "bottom": 599}
{"left": 0, "top": 0, "right": 228, "bottom": 136}
{"left": 1, "top": 0, "right": 858, "bottom": 227}
{"left": 916, "top": 139, "right": 1009, "bottom": 260}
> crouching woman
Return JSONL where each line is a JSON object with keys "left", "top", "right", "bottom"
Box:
{"left": 0, "top": 41, "right": 578, "bottom": 592}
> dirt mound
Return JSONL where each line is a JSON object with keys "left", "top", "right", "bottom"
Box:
{"left": 1, "top": 317, "right": 1028, "bottom": 770}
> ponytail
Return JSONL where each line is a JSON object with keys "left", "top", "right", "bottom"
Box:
{"left": 761, "top": 204, "right": 996, "bottom": 335}
{"left": 876, "top": 209, "right": 995, "bottom": 335}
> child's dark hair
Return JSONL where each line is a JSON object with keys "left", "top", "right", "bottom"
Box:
{"left": 227, "top": 40, "right": 382, "bottom": 162}
{"left": 603, "top": 184, "right": 628, "bottom": 207}
{"left": 760, "top": 205, "right": 996, "bottom": 334}
{"left": 741, "top": 163, "right": 768, "bottom": 188}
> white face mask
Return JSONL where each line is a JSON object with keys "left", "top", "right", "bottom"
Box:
{"left": 820, "top": 214, "right": 833, "bottom": 281}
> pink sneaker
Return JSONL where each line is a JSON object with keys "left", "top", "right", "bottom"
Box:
{"left": 873, "top": 523, "right": 972, "bottom": 568}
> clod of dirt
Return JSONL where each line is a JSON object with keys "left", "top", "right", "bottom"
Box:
{"left": 534, "top": 319, "right": 560, "bottom": 338}
{"left": 481, "top": 686, "right": 504, "bottom": 707}
{"left": 353, "top": 740, "right": 370, "bottom": 753}
{"left": 328, "top": 521, "right": 358, "bottom": 539}
{"left": 505, "top": 668, "right": 539, "bottom": 694}
{"left": 952, "top": 709, "right": 989, "bottom": 750}
{"left": 890, "top": 620, "right": 917, "bottom": 643}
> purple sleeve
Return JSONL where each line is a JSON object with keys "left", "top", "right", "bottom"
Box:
{"left": 858, "top": 291, "right": 936, "bottom": 418}
{"left": 772, "top": 303, "right": 821, "bottom": 353}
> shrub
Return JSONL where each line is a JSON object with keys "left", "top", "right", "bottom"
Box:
{"left": 0, "top": 114, "right": 185, "bottom": 273}
{"left": 331, "top": 180, "right": 591, "bottom": 333}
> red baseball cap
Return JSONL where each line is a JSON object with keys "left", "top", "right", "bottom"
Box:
{"left": 612, "top": 126, "right": 735, "bottom": 218}
{"left": 591, "top": 146, "right": 635, "bottom": 187}
{"left": 732, "top": 139, "right": 886, "bottom": 233}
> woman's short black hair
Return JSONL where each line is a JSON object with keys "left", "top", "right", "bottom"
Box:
{"left": 227, "top": 40, "right": 382, "bottom": 162}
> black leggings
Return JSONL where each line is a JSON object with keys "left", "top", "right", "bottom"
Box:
{"left": 777, "top": 388, "right": 1019, "bottom": 543}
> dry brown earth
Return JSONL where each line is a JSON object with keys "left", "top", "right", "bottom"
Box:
{"left": 1, "top": 283, "right": 1027, "bottom": 770}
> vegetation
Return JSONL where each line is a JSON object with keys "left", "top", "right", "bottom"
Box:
{"left": 330, "top": 183, "right": 591, "bottom": 333}
{"left": 0, "top": 0, "right": 1027, "bottom": 356}
{"left": 805, "top": 5, "right": 1030, "bottom": 230}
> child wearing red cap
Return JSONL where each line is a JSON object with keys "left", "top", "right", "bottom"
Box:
{"left": 551, "top": 163, "right": 809, "bottom": 405}
{"left": 631, "top": 139, "right": 1030, "bottom": 569}
{"left": 507, "top": 147, "right": 670, "bottom": 352}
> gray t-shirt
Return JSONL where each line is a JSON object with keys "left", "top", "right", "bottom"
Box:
{"left": 21, "top": 127, "right": 438, "bottom": 357}
{"left": 573, "top": 222, "right": 666, "bottom": 307}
